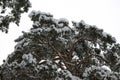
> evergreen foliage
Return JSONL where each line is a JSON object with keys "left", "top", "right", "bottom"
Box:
{"left": 0, "top": 10, "right": 120, "bottom": 80}
{"left": 0, "top": 0, "right": 31, "bottom": 33}
{"left": 0, "top": 0, "right": 120, "bottom": 80}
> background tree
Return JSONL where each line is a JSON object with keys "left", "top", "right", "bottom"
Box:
{"left": 0, "top": 0, "right": 31, "bottom": 33}
{"left": 0, "top": 10, "right": 120, "bottom": 80}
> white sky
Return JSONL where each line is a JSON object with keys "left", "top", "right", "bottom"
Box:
{"left": 0, "top": 0, "right": 120, "bottom": 64}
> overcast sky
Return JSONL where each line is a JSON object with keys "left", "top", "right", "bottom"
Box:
{"left": 0, "top": 0, "right": 120, "bottom": 64}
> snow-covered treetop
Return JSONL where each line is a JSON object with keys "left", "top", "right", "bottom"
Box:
{"left": 1, "top": 10, "right": 120, "bottom": 80}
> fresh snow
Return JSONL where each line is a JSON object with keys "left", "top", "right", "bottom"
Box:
{"left": 101, "top": 65, "right": 111, "bottom": 72}
{"left": 34, "top": 21, "right": 40, "bottom": 26}
{"left": 22, "top": 53, "right": 37, "bottom": 64}
{"left": 0, "top": 16, "right": 3, "bottom": 24}
{"left": 59, "top": 18, "right": 69, "bottom": 23}
{"left": 102, "top": 32, "right": 108, "bottom": 38}
{"left": 111, "top": 37, "right": 116, "bottom": 42}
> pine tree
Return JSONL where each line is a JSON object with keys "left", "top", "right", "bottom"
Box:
{"left": 0, "top": 10, "right": 120, "bottom": 80}
{"left": 0, "top": 0, "right": 120, "bottom": 80}
{"left": 0, "top": 0, "right": 31, "bottom": 33}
